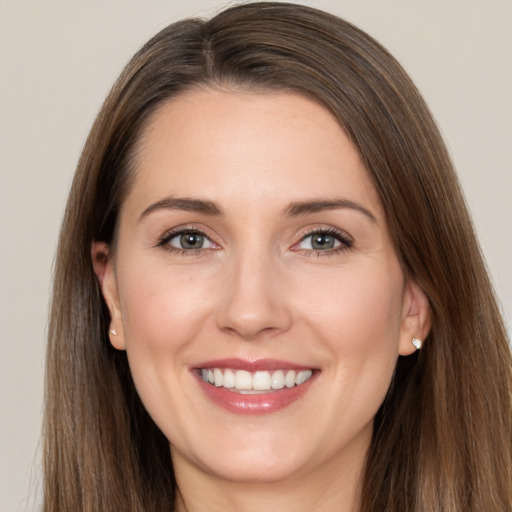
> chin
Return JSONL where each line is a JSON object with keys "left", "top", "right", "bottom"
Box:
{"left": 200, "top": 453, "right": 306, "bottom": 484}
{"left": 171, "top": 428, "right": 312, "bottom": 485}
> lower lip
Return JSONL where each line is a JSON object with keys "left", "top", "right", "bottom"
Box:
{"left": 194, "top": 372, "right": 317, "bottom": 415}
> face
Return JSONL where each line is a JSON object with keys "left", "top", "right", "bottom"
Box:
{"left": 97, "top": 88, "right": 429, "bottom": 485}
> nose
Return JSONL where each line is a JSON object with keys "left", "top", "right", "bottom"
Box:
{"left": 215, "top": 248, "right": 292, "bottom": 341}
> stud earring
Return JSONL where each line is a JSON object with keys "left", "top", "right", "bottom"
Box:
{"left": 110, "top": 329, "right": 117, "bottom": 337}
{"left": 412, "top": 337, "right": 422, "bottom": 350}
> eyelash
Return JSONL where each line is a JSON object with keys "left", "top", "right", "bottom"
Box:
{"left": 156, "top": 227, "right": 353, "bottom": 256}
{"left": 157, "top": 227, "right": 215, "bottom": 256}
{"left": 295, "top": 227, "right": 353, "bottom": 257}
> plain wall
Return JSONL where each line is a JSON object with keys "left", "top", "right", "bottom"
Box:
{"left": 1, "top": 1, "right": 510, "bottom": 510}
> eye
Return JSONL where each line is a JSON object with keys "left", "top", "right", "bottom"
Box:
{"left": 299, "top": 232, "right": 340, "bottom": 250}
{"left": 294, "top": 229, "right": 352, "bottom": 253}
{"left": 161, "top": 229, "right": 217, "bottom": 252}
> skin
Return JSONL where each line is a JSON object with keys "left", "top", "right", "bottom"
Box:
{"left": 94, "top": 88, "right": 430, "bottom": 512}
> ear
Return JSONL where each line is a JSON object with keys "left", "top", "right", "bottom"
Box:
{"left": 91, "top": 241, "right": 126, "bottom": 350}
{"left": 398, "top": 278, "right": 431, "bottom": 356}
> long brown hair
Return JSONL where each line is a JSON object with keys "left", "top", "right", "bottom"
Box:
{"left": 44, "top": 3, "right": 512, "bottom": 510}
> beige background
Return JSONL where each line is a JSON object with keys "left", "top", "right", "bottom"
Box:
{"left": 1, "top": 1, "right": 511, "bottom": 510}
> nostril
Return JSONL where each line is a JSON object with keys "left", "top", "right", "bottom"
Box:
{"left": 220, "top": 323, "right": 284, "bottom": 341}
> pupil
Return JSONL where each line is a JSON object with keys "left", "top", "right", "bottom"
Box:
{"left": 181, "top": 233, "right": 203, "bottom": 249}
{"left": 312, "top": 234, "right": 334, "bottom": 250}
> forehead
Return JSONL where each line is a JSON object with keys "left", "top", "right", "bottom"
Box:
{"left": 125, "top": 87, "right": 383, "bottom": 218}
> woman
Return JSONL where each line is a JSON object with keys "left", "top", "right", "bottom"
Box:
{"left": 43, "top": 2, "right": 512, "bottom": 511}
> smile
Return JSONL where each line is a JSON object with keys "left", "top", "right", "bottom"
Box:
{"left": 200, "top": 368, "right": 314, "bottom": 393}
{"left": 194, "top": 359, "right": 318, "bottom": 414}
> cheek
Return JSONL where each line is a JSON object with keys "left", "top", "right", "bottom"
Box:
{"left": 118, "top": 261, "right": 214, "bottom": 353}
{"left": 302, "top": 264, "right": 404, "bottom": 451}
{"left": 297, "top": 257, "right": 404, "bottom": 400}
{"left": 301, "top": 260, "right": 403, "bottom": 346}
{"left": 114, "top": 260, "right": 217, "bottom": 435}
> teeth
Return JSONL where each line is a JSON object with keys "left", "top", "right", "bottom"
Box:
{"left": 253, "top": 371, "right": 271, "bottom": 391}
{"left": 214, "top": 368, "right": 223, "bottom": 387}
{"left": 296, "top": 370, "right": 310, "bottom": 385}
{"left": 271, "top": 370, "right": 285, "bottom": 389}
{"left": 200, "top": 368, "right": 313, "bottom": 391}
{"left": 235, "top": 370, "right": 252, "bottom": 390}
{"left": 285, "top": 370, "right": 296, "bottom": 388}
{"left": 223, "top": 368, "right": 235, "bottom": 388}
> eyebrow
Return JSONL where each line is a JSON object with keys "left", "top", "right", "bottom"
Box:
{"left": 139, "top": 197, "right": 223, "bottom": 221}
{"left": 139, "top": 196, "right": 376, "bottom": 223}
{"left": 285, "top": 199, "right": 377, "bottom": 223}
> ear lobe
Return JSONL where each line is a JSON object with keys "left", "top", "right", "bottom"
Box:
{"left": 398, "top": 278, "right": 431, "bottom": 356}
{"left": 91, "top": 241, "right": 126, "bottom": 350}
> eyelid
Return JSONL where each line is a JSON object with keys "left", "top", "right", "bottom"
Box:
{"left": 168, "top": 232, "right": 216, "bottom": 249}
{"left": 155, "top": 224, "right": 352, "bottom": 255}
{"left": 156, "top": 225, "right": 220, "bottom": 252}
{"left": 291, "top": 226, "right": 353, "bottom": 253}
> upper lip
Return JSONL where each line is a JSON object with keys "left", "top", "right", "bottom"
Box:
{"left": 193, "top": 358, "right": 316, "bottom": 372}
